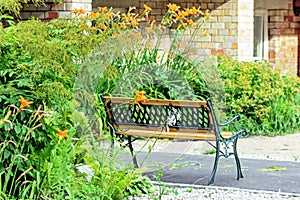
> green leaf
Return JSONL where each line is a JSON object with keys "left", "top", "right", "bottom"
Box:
{"left": 3, "top": 149, "right": 11, "bottom": 160}
{"left": 14, "top": 124, "right": 21, "bottom": 134}
{"left": 260, "top": 166, "right": 286, "bottom": 172}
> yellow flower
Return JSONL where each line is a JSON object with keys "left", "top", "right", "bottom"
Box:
{"left": 89, "top": 11, "right": 98, "bottom": 20}
{"left": 134, "top": 90, "right": 147, "bottom": 102}
{"left": 106, "top": 12, "right": 112, "bottom": 18}
{"left": 144, "top": 4, "right": 152, "bottom": 13}
{"left": 133, "top": 90, "right": 148, "bottom": 110}
{"left": 178, "top": 10, "right": 188, "bottom": 18}
{"left": 118, "top": 22, "right": 127, "bottom": 29}
{"left": 122, "top": 14, "right": 132, "bottom": 22}
{"left": 179, "top": 22, "right": 188, "bottom": 29}
{"left": 90, "top": 26, "right": 97, "bottom": 31}
{"left": 202, "top": 30, "right": 208, "bottom": 36}
{"left": 185, "top": 7, "right": 201, "bottom": 15}
{"left": 131, "top": 19, "right": 138, "bottom": 27}
{"left": 187, "top": 19, "right": 194, "bottom": 26}
{"left": 167, "top": 3, "right": 180, "bottom": 12}
{"left": 19, "top": 95, "right": 33, "bottom": 110}
{"left": 98, "top": 7, "right": 107, "bottom": 13}
{"left": 100, "top": 23, "right": 107, "bottom": 31}
{"left": 73, "top": 8, "right": 85, "bottom": 15}
{"left": 56, "top": 128, "right": 68, "bottom": 142}
{"left": 204, "top": 9, "right": 210, "bottom": 20}
{"left": 175, "top": 14, "right": 181, "bottom": 21}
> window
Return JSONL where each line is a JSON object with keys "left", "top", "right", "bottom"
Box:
{"left": 253, "top": 10, "right": 268, "bottom": 60}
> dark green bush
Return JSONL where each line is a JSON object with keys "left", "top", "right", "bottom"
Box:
{"left": 218, "top": 57, "right": 300, "bottom": 135}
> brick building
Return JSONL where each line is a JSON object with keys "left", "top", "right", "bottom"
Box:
{"left": 21, "top": 0, "right": 300, "bottom": 77}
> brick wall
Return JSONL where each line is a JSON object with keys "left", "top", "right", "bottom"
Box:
{"left": 20, "top": 0, "right": 92, "bottom": 21}
{"left": 136, "top": 0, "right": 241, "bottom": 62}
{"left": 268, "top": 0, "right": 299, "bottom": 76}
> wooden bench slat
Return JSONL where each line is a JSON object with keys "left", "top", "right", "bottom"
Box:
{"left": 116, "top": 129, "right": 233, "bottom": 140}
{"left": 115, "top": 125, "right": 211, "bottom": 133}
{"left": 105, "top": 97, "right": 208, "bottom": 108}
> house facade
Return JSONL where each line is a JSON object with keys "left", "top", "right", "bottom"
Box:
{"left": 21, "top": 0, "right": 300, "bottom": 77}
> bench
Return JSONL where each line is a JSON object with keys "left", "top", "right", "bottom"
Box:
{"left": 100, "top": 94, "right": 247, "bottom": 185}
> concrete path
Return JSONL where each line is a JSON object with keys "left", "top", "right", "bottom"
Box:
{"left": 117, "top": 132, "right": 300, "bottom": 195}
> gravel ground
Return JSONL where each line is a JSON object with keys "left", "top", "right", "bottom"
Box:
{"left": 129, "top": 183, "right": 300, "bottom": 200}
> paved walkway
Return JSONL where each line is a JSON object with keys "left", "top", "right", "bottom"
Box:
{"left": 118, "top": 132, "right": 300, "bottom": 195}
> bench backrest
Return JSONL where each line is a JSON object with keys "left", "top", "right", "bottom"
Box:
{"left": 101, "top": 95, "right": 222, "bottom": 139}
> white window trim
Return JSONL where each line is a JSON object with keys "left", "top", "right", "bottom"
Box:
{"left": 254, "top": 9, "right": 268, "bottom": 61}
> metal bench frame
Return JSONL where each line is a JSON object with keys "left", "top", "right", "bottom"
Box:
{"left": 100, "top": 94, "right": 247, "bottom": 185}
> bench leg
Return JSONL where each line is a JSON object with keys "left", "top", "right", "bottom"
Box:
{"left": 127, "top": 136, "right": 139, "bottom": 168}
{"left": 233, "top": 138, "right": 243, "bottom": 180}
{"left": 108, "top": 125, "right": 115, "bottom": 157}
{"left": 208, "top": 141, "right": 220, "bottom": 185}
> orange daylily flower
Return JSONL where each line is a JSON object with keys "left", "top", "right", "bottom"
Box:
{"left": 122, "top": 14, "right": 132, "bottom": 22}
{"left": 89, "top": 11, "right": 99, "bottom": 20}
{"left": 144, "top": 4, "right": 152, "bottom": 13}
{"left": 106, "top": 12, "right": 112, "bottom": 18}
{"left": 134, "top": 90, "right": 148, "bottom": 103}
{"left": 100, "top": 23, "right": 107, "bottom": 31}
{"left": 180, "top": 22, "right": 188, "bottom": 29}
{"left": 112, "top": 33, "right": 119, "bottom": 38}
{"left": 118, "top": 22, "right": 127, "bottom": 29}
{"left": 185, "top": 7, "right": 201, "bottom": 15}
{"left": 133, "top": 90, "right": 148, "bottom": 110}
{"left": 188, "top": 19, "right": 194, "bottom": 26}
{"left": 167, "top": 3, "right": 180, "bottom": 12}
{"left": 131, "top": 19, "right": 138, "bottom": 27}
{"left": 19, "top": 95, "right": 33, "bottom": 109}
{"left": 73, "top": 8, "right": 85, "bottom": 15}
{"left": 98, "top": 6, "right": 107, "bottom": 13}
{"left": 56, "top": 128, "right": 68, "bottom": 142}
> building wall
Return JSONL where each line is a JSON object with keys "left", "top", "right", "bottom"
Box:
{"left": 19, "top": 0, "right": 300, "bottom": 76}
{"left": 20, "top": 0, "right": 92, "bottom": 21}
{"left": 255, "top": 0, "right": 298, "bottom": 76}
{"left": 93, "top": 0, "right": 253, "bottom": 62}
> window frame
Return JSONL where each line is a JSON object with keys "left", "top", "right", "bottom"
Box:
{"left": 253, "top": 9, "right": 268, "bottom": 61}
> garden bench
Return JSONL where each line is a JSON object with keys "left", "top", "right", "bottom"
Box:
{"left": 100, "top": 94, "right": 247, "bottom": 185}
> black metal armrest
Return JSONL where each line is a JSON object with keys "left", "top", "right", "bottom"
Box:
{"left": 219, "top": 115, "right": 240, "bottom": 127}
{"left": 225, "top": 129, "right": 248, "bottom": 141}
{"left": 219, "top": 115, "right": 248, "bottom": 138}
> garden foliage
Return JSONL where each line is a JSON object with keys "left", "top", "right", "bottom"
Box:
{"left": 0, "top": 6, "right": 156, "bottom": 199}
{"left": 218, "top": 57, "right": 300, "bottom": 135}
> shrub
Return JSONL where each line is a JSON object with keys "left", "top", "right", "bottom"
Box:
{"left": 218, "top": 57, "right": 300, "bottom": 135}
{"left": 0, "top": 5, "right": 165, "bottom": 199}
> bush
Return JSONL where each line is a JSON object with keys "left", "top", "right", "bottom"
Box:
{"left": 0, "top": 6, "right": 161, "bottom": 199}
{"left": 218, "top": 57, "right": 300, "bottom": 135}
